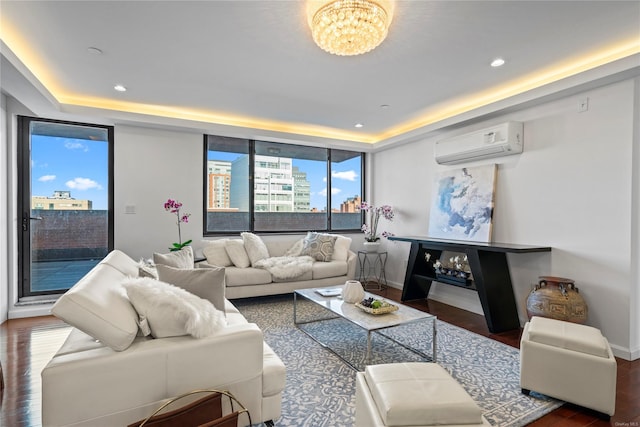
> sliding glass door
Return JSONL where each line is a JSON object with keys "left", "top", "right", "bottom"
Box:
{"left": 17, "top": 117, "right": 114, "bottom": 299}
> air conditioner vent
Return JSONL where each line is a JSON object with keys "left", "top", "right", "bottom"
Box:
{"left": 435, "top": 122, "right": 523, "bottom": 165}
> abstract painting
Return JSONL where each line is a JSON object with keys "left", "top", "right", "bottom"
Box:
{"left": 428, "top": 164, "right": 497, "bottom": 242}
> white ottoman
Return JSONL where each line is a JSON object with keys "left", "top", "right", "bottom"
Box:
{"left": 355, "top": 363, "right": 490, "bottom": 427}
{"left": 520, "top": 316, "right": 617, "bottom": 418}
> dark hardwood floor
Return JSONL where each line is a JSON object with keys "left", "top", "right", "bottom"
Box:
{"left": 0, "top": 289, "right": 638, "bottom": 426}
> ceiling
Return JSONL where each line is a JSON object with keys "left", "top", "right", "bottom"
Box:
{"left": 1, "top": 1, "right": 639, "bottom": 149}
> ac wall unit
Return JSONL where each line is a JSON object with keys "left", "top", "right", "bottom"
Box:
{"left": 434, "top": 121, "right": 523, "bottom": 165}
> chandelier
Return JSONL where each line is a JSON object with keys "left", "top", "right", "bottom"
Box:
{"left": 307, "top": 0, "right": 393, "bottom": 56}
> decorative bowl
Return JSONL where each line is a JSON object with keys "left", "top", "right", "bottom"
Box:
{"left": 355, "top": 301, "right": 398, "bottom": 315}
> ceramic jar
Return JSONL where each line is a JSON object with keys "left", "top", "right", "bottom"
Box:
{"left": 342, "top": 280, "right": 365, "bottom": 303}
{"left": 526, "top": 276, "right": 588, "bottom": 324}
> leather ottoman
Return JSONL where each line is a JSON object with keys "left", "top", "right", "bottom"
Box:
{"left": 355, "top": 362, "right": 490, "bottom": 427}
{"left": 520, "top": 316, "right": 616, "bottom": 418}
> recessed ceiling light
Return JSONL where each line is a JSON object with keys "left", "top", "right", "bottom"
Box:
{"left": 491, "top": 58, "right": 505, "bottom": 67}
{"left": 355, "top": 123, "right": 364, "bottom": 128}
{"left": 87, "top": 47, "right": 103, "bottom": 55}
{"left": 114, "top": 84, "right": 127, "bottom": 92}
{"left": 380, "top": 104, "right": 390, "bottom": 109}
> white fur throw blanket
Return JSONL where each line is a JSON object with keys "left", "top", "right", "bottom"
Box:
{"left": 254, "top": 256, "right": 314, "bottom": 280}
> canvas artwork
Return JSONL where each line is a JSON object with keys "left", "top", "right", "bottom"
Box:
{"left": 428, "top": 164, "right": 497, "bottom": 242}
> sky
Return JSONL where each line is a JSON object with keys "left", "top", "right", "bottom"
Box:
{"left": 209, "top": 151, "right": 362, "bottom": 211}
{"left": 31, "top": 135, "right": 109, "bottom": 210}
{"left": 30, "top": 137, "right": 361, "bottom": 213}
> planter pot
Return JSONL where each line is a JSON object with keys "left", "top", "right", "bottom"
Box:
{"left": 363, "top": 241, "right": 381, "bottom": 252}
{"left": 526, "top": 276, "right": 588, "bottom": 324}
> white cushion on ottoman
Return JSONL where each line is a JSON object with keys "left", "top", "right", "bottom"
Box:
{"left": 520, "top": 317, "right": 617, "bottom": 417}
{"left": 364, "top": 363, "right": 484, "bottom": 426}
{"left": 527, "top": 316, "right": 610, "bottom": 358}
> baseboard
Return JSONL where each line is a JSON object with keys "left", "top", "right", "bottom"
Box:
{"left": 385, "top": 280, "right": 484, "bottom": 316}
{"left": 609, "top": 343, "right": 638, "bottom": 361}
{"left": 9, "top": 302, "right": 53, "bottom": 319}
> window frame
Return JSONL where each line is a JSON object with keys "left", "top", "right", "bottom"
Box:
{"left": 17, "top": 116, "right": 114, "bottom": 299}
{"left": 202, "top": 135, "right": 365, "bottom": 236}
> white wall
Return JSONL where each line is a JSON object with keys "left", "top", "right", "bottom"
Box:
{"left": 1, "top": 93, "right": 8, "bottom": 323}
{"left": 3, "top": 95, "right": 41, "bottom": 319}
{"left": 114, "top": 126, "right": 204, "bottom": 260}
{"left": 631, "top": 77, "right": 640, "bottom": 358}
{"left": 372, "top": 78, "right": 639, "bottom": 359}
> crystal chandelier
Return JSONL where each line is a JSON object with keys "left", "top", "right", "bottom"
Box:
{"left": 307, "top": 0, "right": 393, "bottom": 56}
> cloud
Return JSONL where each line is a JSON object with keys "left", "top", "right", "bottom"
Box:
{"left": 65, "top": 141, "right": 89, "bottom": 152}
{"left": 319, "top": 187, "right": 342, "bottom": 197}
{"left": 38, "top": 175, "right": 56, "bottom": 182}
{"left": 66, "top": 177, "right": 102, "bottom": 191}
{"left": 332, "top": 170, "right": 358, "bottom": 181}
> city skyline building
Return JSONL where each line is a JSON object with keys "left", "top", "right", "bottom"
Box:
{"left": 206, "top": 160, "right": 232, "bottom": 211}
{"left": 31, "top": 191, "right": 92, "bottom": 210}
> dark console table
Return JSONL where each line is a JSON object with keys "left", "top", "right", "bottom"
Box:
{"left": 388, "top": 236, "right": 551, "bottom": 333}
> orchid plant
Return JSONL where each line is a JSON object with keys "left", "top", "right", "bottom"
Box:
{"left": 360, "top": 202, "right": 395, "bottom": 242}
{"left": 164, "top": 198, "right": 192, "bottom": 251}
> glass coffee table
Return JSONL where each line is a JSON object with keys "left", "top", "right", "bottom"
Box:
{"left": 294, "top": 286, "right": 437, "bottom": 370}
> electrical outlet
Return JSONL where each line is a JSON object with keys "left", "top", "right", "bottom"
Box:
{"left": 578, "top": 97, "right": 589, "bottom": 112}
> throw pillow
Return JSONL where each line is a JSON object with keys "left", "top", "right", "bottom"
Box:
{"left": 330, "top": 234, "right": 352, "bottom": 262}
{"left": 241, "top": 232, "right": 270, "bottom": 266}
{"left": 122, "top": 277, "right": 226, "bottom": 339}
{"left": 225, "top": 239, "right": 251, "bottom": 268}
{"left": 153, "top": 246, "right": 194, "bottom": 269}
{"left": 284, "top": 238, "right": 304, "bottom": 257}
{"left": 201, "top": 239, "right": 232, "bottom": 267}
{"left": 300, "top": 232, "right": 337, "bottom": 262}
{"left": 156, "top": 264, "right": 226, "bottom": 313}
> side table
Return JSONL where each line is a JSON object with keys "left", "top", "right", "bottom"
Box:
{"left": 357, "top": 250, "right": 388, "bottom": 290}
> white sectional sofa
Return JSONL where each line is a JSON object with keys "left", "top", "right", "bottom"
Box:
{"left": 199, "top": 233, "right": 357, "bottom": 299}
{"left": 42, "top": 249, "right": 286, "bottom": 427}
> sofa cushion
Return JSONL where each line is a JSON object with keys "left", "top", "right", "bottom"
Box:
{"left": 101, "top": 249, "right": 142, "bottom": 277}
{"left": 153, "top": 246, "right": 194, "bottom": 269}
{"left": 123, "top": 277, "right": 226, "bottom": 339}
{"left": 202, "top": 239, "right": 233, "bottom": 267}
{"left": 263, "top": 342, "right": 287, "bottom": 397}
{"left": 225, "top": 267, "right": 272, "bottom": 287}
{"left": 301, "top": 232, "right": 337, "bottom": 262}
{"left": 156, "top": 264, "right": 226, "bottom": 313}
{"left": 272, "top": 268, "right": 313, "bottom": 282}
{"left": 225, "top": 239, "right": 251, "bottom": 268}
{"left": 242, "top": 232, "right": 270, "bottom": 266}
{"left": 527, "top": 316, "right": 610, "bottom": 358}
{"left": 312, "top": 260, "right": 348, "bottom": 279}
{"left": 51, "top": 251, "right": 140, "bottom": 351}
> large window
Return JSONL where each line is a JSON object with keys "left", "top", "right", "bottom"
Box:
{"left": 204, "top": 135, "right": 363, "bottom": 234}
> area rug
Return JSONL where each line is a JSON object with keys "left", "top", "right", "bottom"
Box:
{"left": 234, "top": 294, "right": 562, "bottom": 427}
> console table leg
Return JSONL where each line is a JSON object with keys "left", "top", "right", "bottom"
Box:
{"left": 467, "top": 250, "right": 520, "bottom": 333}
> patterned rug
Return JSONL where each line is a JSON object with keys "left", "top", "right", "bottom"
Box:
{"left": 234, "top": 294, "right": 562, "bottom": 427}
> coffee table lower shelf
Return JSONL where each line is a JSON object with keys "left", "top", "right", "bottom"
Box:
{"left": 294, "top": 287, "right": 437, "bottom": 371}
